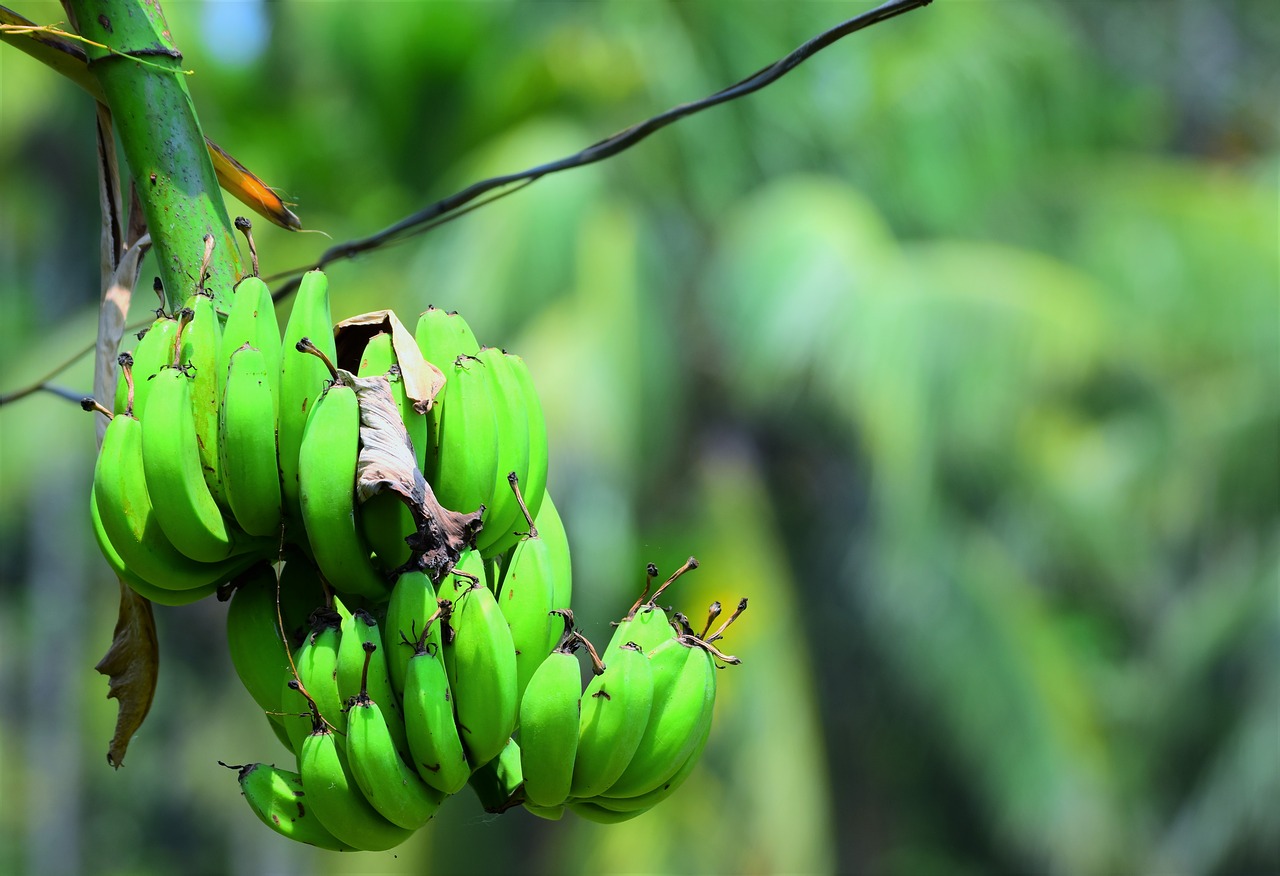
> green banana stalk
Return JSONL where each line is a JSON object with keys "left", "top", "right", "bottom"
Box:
{"left": 296, "top": 378, "right": 391, "bottom": 601}
{"left": 517, "top": 613, "right": 583, "bottom": 808}
{"left": 569, "top": 640, "right": 654, "bottom": 799}
{"left": 228, "top": 762, "right": 355, "bottom": 851}
{"left": 140, "top": 365, "right": 240, "bottom": 563}
{"left": 218, "top": 345, "right": 283, "bottom": 538}
{"left": 345, "top": 642, "right": 446, "bottom": 830}
{"left": 177, "top": 293, "right": 228, "bottom": 509}
{"left": 278, "top": 270, "right": 337, "bottom": 525}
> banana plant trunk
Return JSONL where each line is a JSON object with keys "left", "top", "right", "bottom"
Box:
{"left": 66, "top": 0, "right": 241, "bottom": 312}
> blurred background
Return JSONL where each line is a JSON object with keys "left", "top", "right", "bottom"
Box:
{"left": 1, "top": 1, "right": 1277, "bottom": 874}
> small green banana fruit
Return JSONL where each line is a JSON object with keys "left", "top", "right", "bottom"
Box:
{"left": 383, "top": 570, "right": 440, "bottom": 700}
{"left": 297, "top": 713, "right": 415, "bottom": 852}
{"left": 468, "top": 736, "right": 524, "bottom": 813}
{"left": 517, "top": 612, "right": 582, "bottom": 808}
{"left": 356, "top": 332, "right": 421, "bottom": 572}
{"left": 177, "top": 293, "right": 228, "bottom": 509}
{"left": 506, "top": 353, "right": 548, "bottom": 523}
{"left": 279, "top": 611, "right": 345, "bottom": 754}
{"left": 402, "top": 602, "right": 471, "bottom": 795}
{"left": 414, "top": 306, "right": 480, "bottom": 483}
{"left": 603, "top": 599, "right": 745, "bottom": 799}
{"left": 296, "top": 377, "right": 390, "bottom": 601}
{"left": 140, "top": 364, "right": 239, "bottom": 563}
{"left": 443, "top": 559, "right": 519, "bottom": 768}
{"left": 225, "top": 562, "right": 294, "bottom": 718}
{"left": 345, "top": 642, "right": 446, "bottom": 830}
{"left": 472, "top": 348, "right": 531, "bottom": 559}
{"left": 228, "top": 761, "right": 355, "bottom": 852}
{"left": 221, "top": 275, "right": 282, "bottom": 390}
{"left": 278, "top": 270, "right": 337, "bottom": 525}
{"left": 568, "top": 799, "right": 653, "bottom": 824}
{"left": 113, "top": 314, "right": 178, "bottom": 417}
{"left": 428, "top": 351, "right": 498, "bottom": 524}
{"left": 569, "top": 640, "right": 654, "bottom": 799}
{"left": 335, "top": 608, "right": 410, "bottom": 760}
{"left": 93, "top": 404, "right": 253, "bottom": 593}
{"left": 594, "top": 709, "right": 713, "bottom": 813}
{"left": 218, "top": 344, "right": 283, "bottom": 538}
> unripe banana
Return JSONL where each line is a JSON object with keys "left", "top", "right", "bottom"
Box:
{"left": 496, "top": 479, "right": 562, "bottom": 704}
{"left": 278, "top": 270, "right": 337, "bottom": 525}
{"left": 227, "top": 761, "right": 355, "bottom": 851}
{"left": 89, "top": 484, "right": 220, "bottom": 606}
{"left": 345, "top": 643, "right": 446, "bottom": 829}
{"left": 468, "top": 736, "right": 524, "bottom": 813}
{"left": 113, "top": 314, "right": 178, "bottom": 417}
{"left": 414, "top": 306, "right": 480, "bottom": 481}
{"left": 568, "top": 799, "right": 653, "bottom": 824}
{"left": 225, "top": 562, "right": 294, "bottom": 717}
{"left": 443, "top": 558, "right": 519, "bottom": 768}
{"left": 383, "top": 570, "right": 440, "bottom": 700}
{"left": 177, "top": 292, "right": 228, "bottom": 508}
{"left": 335, "top": 608, "right": 410, "bottom": 760}
{"left": 518, "top": 613, "right": 582, "bottom": 808}
{"left": 221, "top": 275, "right": 282, "bottom": 390}
{"left": 594, "top": 707, "right": 713, "bottom": 813}
{"left": 506, "top": 352, "right": 549, "bottom": 527}
{"left": 279, "top": 612, "right": 345, "bottom": 754}
{"left": 298, "top": 717, "right": 415, "bottom": 852}
{"left": 601, "top": 558, "right": 699, "bottom": 667}
{"left": 93, "top": 407, "right": 253, "bottom": 592}
{"left": 140, "top": 365, "right": 240, "bottom": 563}
{"left": 218, "top": 344, "right": 282, "bottom": 538}
{"left": 402, "top": 603, "right": 470, "bottom": 795}
{"left": 428, "top": 352, "right": 498, "bottom": 523}
{"left": 569, "top": 641, "right": 654, "bottom": 799}
{"left": 522, "top": 802, "right": 566, "bottom": 821}
{"left": 357, "top": 332, "right": 421, "bottom": 572}
{"left": 473, "top": 348, "right": 531, "bottom": 558}
{"left": 532, "top": 493, "right": 572, "bottom": 653}
{"left": 296, "top": 380, "right": 390, "bottom": 601}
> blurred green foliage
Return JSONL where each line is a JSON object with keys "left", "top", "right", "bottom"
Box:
{"left": 1, "top": 1, "right": 1276, "bottom": 875}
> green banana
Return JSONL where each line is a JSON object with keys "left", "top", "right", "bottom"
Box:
{"left": 177, "top": 293, "right": 228, "bottom": 509}
{"left": 297, "top": 712, "right": 416, "bottom": 852}
{"left": 414, "top": 307, "right": 479, "bottom": 487}
{"left": 93, "top": 405, "right": 253, "bottom": 592}
{"left": 444, "top": 558, "right": 519, "bottom": 768}
{"left": 427, "top": 351, "right": 498, "bottom": 523}
{"left": 496, "top": 481, "right": 563, "bottom": 702}
{"left": 600, "top": 558, "right": 699, "bottom": 667}
{"left": 227, "top": 761, "right": 355, "bottom": 851}
{"left": 382, "top": 569, "right": 439, "bottom": 700}
{"left": 221, "top": 275, "right": 282, "bottom": 389}
{"left": 218, "top": 344, "right": 283, "bottom": 538}
{"left": 278, "top": 270, "right": 337, "bottom": 525}
{"left": 225, "top": 561, "right": 294, "bottom": 718}
{"left": 473, "top": 348, "right": 531, "bottom": 558}
{"left": 345, "top": 642, "right": 446, "bottom": 829}
{"left": 140, "top": 364, "right": 240, "bottom": 563}
{"left": 113, "top": 314, "right": 178, "bottom": 417}
{"left": 594, "top": 707, "right": 713, "bottom": 813}
{"left": 89, "top": 484, "right": 220, "bottom": 606}
{"left": 296, "top": 377, "right": 390, "bottom": 601}
{"left": 517, "top": 613, "right": 582, "bottom": 808}
{"left": 468, "top": 736, "right": 524, "bottom": 813}
{"left": 279, "top": 611, "right": 346, "bottom": 754}
{"left": 522, "top": 802, "right": 566, "bottom": 821}
{"left": 569, "top": 640, "right": 654, "bottom": 799}
{"left": 335, "top": 607, "right": 410, "bottom": 759}
{"left": 568, "top": 799, "right": 653, "bottom": 824}
{"left": 601, "top": 599, "right": 745, "bottom": 800}
{"left": 357, "top": 332, "right": 422, "bottom": 572}
{"left": 402, "top": 602, "right": 471, "bottom": 795}
{"left": 506, "top": 352, "right": 548, "bottom": 527}
{"left": 532, "top": 493, "right": 572, "bottom": 653}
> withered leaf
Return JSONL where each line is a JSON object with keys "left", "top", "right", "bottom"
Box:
{"left": 333, "top": 310, "right": 444, "bottom": 415}
{"left": 339, "top": 369, "right": 481, "bottom": 578}
{"left": 95, "top": 578, "right": 159, "bottom": 769}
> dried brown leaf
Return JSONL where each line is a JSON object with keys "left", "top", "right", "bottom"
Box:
{"left": 94, "top": 579, "right": 159, "bottom": 769}
{"left": 333, "top": 310, "right": 444, "bottom": 414}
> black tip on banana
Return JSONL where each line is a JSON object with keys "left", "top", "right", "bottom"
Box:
{"left": 647, "top": 556, "right": 699, "bottom": 611}
{"left": 295, "top": 337, "right": 340, "bottom": 380}
{"left": 81, "top": 396, "right": 114, "bottom": 419}
{"left": 234, "top": 216, "right": 260, "bottom": 277}
{"left": 700, "top": 602, "right": 723, "bottom": 639}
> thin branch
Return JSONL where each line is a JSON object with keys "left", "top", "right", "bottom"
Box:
{"left": 267, "top": 0, "right": 931, "bottom": 297}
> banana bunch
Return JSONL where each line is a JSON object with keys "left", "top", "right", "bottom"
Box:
{"left": 84, "top": 254, "right": 745, "bottom": 850}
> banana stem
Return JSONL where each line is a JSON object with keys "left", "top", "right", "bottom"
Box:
{"left": 358, "top": 640, "right": 375, "bottom": 701}
{"left": 295, "top": 337, "right": 340, "bottom": 381}
{"left": 508, "top": 472, "right": 538, "bottom": 537}
{"left": 646, "top": 556, "right": 699, "bottom": 609}
{"left": 79, "top": 396, "right": 114, "bottom": 419}
{"left": 573, "top": 631, "right": 606, "bottom": 676}
{"left": 117, "top": 352, "right": 136, "bottom": 414}
{"left": 234, "top": 217, "right": 260, "bottom": 278}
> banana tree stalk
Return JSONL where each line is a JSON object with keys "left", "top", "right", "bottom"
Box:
{"left": 66, "top": 0, "right": 241, "bottom": 312}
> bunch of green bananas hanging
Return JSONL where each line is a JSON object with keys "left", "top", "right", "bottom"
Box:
{"left": 86, "top": 263, "right": 746, "bottom": 851}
